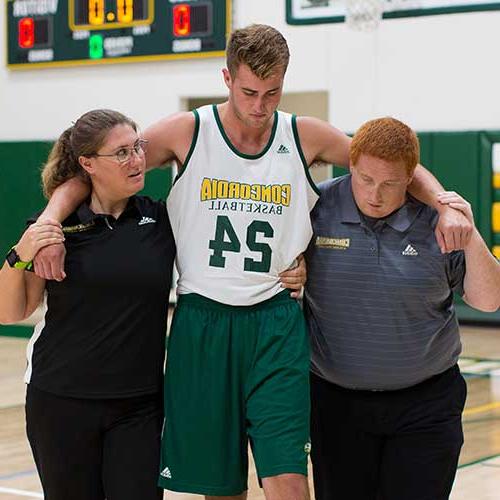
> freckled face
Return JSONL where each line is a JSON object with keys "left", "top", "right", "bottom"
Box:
{"left": 351, "top": 154, "right": 413, "bottom": 218}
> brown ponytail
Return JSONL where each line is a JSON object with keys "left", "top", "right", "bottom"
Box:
{"left": 41, "top": 127, "right": 88, "bottom": 198}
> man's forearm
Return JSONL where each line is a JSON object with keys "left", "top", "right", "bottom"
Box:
{"left": 408, "top": 164, "right": 444, "bottom": 209}
{"left": 410, "top": 165, "right": 474, "bottom": 253}
{"left": 463, "top": 229, "right": 500, "bottom": 312}
{"left": 40, "top": 177, "right": 90, "bottom": 222}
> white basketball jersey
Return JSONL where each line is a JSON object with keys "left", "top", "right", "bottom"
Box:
{"left": 167, "top": 104, "right": 319, "bottom": 305}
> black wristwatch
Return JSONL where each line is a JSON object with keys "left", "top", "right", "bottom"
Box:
{"left": 6, "top": 247, "right": 33, "bottom": 270}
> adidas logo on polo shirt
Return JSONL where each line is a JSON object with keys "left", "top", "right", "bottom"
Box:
{"left": 138, "top": 216, "right": 156, "bottom": 226}
{"left": 277, "top": 144, "right": 290, "bottom": 154}
{"left": 161, "top": 466, "right": 172, "bottom": 479}
{"left": 402, "top": 244, "right": 418, "bottom": 256}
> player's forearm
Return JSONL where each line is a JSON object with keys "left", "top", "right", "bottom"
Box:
{"left": 40, "top": 177, "right": 89, "bottom": 222}
{"left": 462, "top": 229, "right": 500, "bottom": 312}
{"left": 408, "top": 165, "right": 444, "bottom": 210}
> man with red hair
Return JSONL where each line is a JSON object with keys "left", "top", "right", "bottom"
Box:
{"left": 305, "top": 117, "right": 500, "bottom": 500}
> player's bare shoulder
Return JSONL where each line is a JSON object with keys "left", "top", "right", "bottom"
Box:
{"left": 295, "top": 115, "right": 350, "bottom": 167}
{"left": 144, "top": 111, "right": 196, "bottom": 169}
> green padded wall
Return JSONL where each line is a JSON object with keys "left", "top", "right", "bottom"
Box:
{"left": 0, "top": 141, "right": 172, "bottom": 337}
{"left": 433, "top": 133, "right": 486, "bottom": 237}
{"left": 426, "top": 132, "right": 498, "bottom": 323}
{"left": 0, "top": 142, "right": 52, "bottom": 257}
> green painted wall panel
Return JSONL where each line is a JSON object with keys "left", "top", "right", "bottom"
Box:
{"left": 0, "top": 142, "right": 52, "bottom": 256}
{"left": 417, "top": 134, "right": 434, "bottom": 175}
{"left": 431, "top": 133, "right": 481, "bottom": 219}
{"left": 141, "top": 168, "right": 173, "bottom": 202}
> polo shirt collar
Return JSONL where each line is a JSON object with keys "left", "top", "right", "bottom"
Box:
{"left": 76, "top": 196, "right": 143, "bottom": 224}
{"left": 338, "top": 175, "right": 423, "bottom": 232}
{"left": 383, "top": 197, "right": 422, "bottom": 232}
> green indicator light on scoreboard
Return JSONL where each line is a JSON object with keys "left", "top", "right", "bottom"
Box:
{"left": 89, "top": 34, "right": 104, "bottom": 59}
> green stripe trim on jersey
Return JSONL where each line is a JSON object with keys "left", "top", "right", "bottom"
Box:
{"left": 174, "top": 109, "right": 200, "bottom": 184}
{"left": 292, "top": 115, "right": 321, "bottom": 196}
{"left": 212, "top": 105, "right": 278, "bottom": 160}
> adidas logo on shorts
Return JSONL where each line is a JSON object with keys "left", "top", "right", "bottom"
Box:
{"left": 402, "top": 244, "right": 418, "bottom": 256}
{"left": 277, "top": 144, "right": 290, "bottom": 154}
{"left": 161, "top": 466, "right": 172, "bottom": 479}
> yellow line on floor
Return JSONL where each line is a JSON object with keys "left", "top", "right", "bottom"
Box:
{"left": 463, "top": 401, "right": 500, "bottom": 416}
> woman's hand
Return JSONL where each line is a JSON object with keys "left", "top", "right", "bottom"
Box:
{"left": 437, "top": 191, "right": 474, "bottom": 225}
{"left": 15, "top": 219, "right": 65, "bottom": 263}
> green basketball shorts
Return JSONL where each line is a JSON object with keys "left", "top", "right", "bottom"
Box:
{"left": 158, "top": 291, "right": 311, "bottom": 496}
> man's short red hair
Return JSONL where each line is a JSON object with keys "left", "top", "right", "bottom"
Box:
{"left": 350, "top": 117, "right": 420, "bottom": 176}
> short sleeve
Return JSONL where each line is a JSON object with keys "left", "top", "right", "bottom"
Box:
{"left": 149, "top": 199, "right": 169, "bottom": 232}
{"left": 446, "top": 250, "right": 466, "bottom": 296}
{"left": 151, "top": 199, "right": 176, "bottom": 262}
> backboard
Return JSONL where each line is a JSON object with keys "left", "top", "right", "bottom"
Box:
{"left": 286, "top": 0, "right": 500, "bottom": 25}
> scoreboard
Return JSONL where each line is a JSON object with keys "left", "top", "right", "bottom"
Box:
{"left": 6, "top": 0, "right": 231, "bottom": 69}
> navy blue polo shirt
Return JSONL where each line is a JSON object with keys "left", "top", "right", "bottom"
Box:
{"left": 26, "top": 196, "right": 175, "bottom": 398}
{"left": 304, "top": 175, "right": 466, "bottom": 390}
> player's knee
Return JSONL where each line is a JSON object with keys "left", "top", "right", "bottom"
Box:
{"left": 262, "top": 473, "right": 309, "bottom": 500}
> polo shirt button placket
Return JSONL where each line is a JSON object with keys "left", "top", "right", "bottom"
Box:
{"left": 104, "top": 216, "right": 114, "bottom": 230}
{"left": 370, "top": 238, "right": 379, "bottom": 263}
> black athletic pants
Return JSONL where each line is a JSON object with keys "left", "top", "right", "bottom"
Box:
{"left": 310, "top": 365, "right": 467, "bottom": 500}
{"left": 26, "top": 384, "right": 163, "bottom": 500}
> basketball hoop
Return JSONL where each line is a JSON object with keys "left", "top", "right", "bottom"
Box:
{"left": 345, "top": 0, "right": 384, "bottom": 31}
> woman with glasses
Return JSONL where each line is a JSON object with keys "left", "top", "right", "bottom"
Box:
{"left": 0, "top": 109, "right": 175, "bottom": 500}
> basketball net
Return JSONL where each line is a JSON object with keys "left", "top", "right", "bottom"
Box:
{"left": 345, "top": 0, "right": 421, "bottom": 32}
{"left": 345, "top": 0, "right": 384, "bottom": 31}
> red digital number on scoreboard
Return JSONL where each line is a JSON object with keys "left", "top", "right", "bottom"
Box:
{"left": 173, "top": 4, "right": 191, "bottom": 37}
{"left": 18, "top": 17, "right": 35, "bottom": 49}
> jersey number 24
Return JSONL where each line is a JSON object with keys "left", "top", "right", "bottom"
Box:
{"left": 209, "top": 215, "right": 273, "bottom": 273}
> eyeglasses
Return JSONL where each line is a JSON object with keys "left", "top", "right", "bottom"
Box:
{"left": 89, "top": 139, "right": 148, "bottom": 164}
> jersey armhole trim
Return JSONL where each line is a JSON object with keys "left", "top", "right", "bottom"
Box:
{"left": 292, "top": 115, "right": 321, "bottom": 196}
{"left": 174, "top": 109, "right": 200, "bottom": 184}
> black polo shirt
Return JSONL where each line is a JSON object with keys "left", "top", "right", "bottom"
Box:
{"left": 26, "top": 196, "right": 175, "bottom": 399}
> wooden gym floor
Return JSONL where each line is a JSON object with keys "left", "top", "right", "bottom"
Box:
{"left": 0, "top": 325, "right": 499, "bottom": 499}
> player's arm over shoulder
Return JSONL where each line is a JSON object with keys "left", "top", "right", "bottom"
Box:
{"left": 295, "top": 116, "right": 351, "bottom": 168}
{"left": 143, "top": 111, "right": 197, "bottom": 170}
